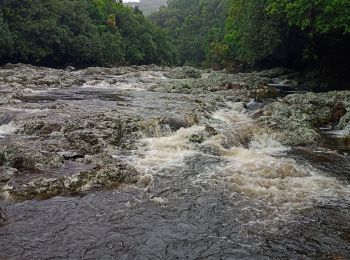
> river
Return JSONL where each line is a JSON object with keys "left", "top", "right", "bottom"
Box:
{"left": 0, "top": 65, "right": 349, "bottom": 259}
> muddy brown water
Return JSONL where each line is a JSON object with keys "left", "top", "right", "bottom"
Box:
{"left": 0, "top": 68, "right": 349, "bottom": 259}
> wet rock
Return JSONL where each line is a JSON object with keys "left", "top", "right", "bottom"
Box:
{"left": 20, "top": 120, "right": 45, "bottom": 135}
{"left": 331, "top": 101, "right": 347, "bottom": 125}
{"left": 0, "top": 144, "right": 63, "bottom": 171}
{"left": 189, "top": 134, "right": 205, "bottom": 143}
{"left": 40, "top": 123, "right": 62, "bottom": 135}
{"left": 0, "top": 207, "right": 6, "bottom": 226}
{"left": 65, "top": 130, "right": 102, "bottom": 155}
{"left": 58, "top": 151, "right": 84, "bottom": 161}
{"left": 226, "top": 83, "right": 245, "bottom": 90}
{"left": 254, "top": 85, "right": 279, "bottom": 101}
{"left": 259, "top": 91, "right": 350, "bottom": 145}
{"left": 137, "top": 174, "right": 153, "bottom": 188}
{"left": 0, "top": 146, "right": 42, "bottom": 171}
{"left": 165, "top": 66, "right": 202, "bottom": 79}
{"left": 0, "top": 167, "right": 17, "bottom": 182}
{"left": 5, "top": 157, "right": 139, "bottom": 200}
{"left": 185, "top": 112, "right": 199, "bottom": 126}
{"left": 189, "top": 124, "right": 218, "bottom": 144}
{"left": 205, "top": 124, "right": 218, "bottom": 136}
{"left": 257, "top": 67, "right": 292, "bottom": 78}
{"left": 153, "top": 69, "right": 275, "bottom": 95}
{"left": 164, "top": 117, "right": 188, "bottom": 131}
{"left": 0, "top": 63, "right": 85, "bottom": 89}
{"left": 138, "top": 117, "right": 171, "bottom": 137}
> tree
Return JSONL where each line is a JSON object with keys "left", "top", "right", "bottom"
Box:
{"left": 0, "top": 0, "right": 173, "bottom": 67}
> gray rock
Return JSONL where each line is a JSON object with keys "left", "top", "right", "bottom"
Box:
{"left": 258, "top": 91, "right": 350, "bottom": 145}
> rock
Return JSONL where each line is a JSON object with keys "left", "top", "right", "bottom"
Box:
{"left": 0, "top": 207, "right": 6, "bottom": 226}
{"left": 254, "top": 85, "right": 279, "bottom": 101}
{"left": 343, "top": 123, "right": 350, "bottom": 136}
{"left": 0, "top": 144, "right": 63, "bottom": 171}
{"left": 165, "top": 66, "right": 202, "bottom": 79}
{"left": 0, "top": 167, "right": 17, "bottom": 182}
{"left": 226, "top": 83, "right": 245, "bottom": 90}
{"left": 5, "top": 157, "right": 139, "bottom": 200}
{"left": 205, "top": 125, "right": 218, "bottom": 136}
{"left": 257, "top": 67, "right": 291, "bottom": 78}
{"left": 189, "top": 134, "right": 205, "bottom": 143}
{"left": 258, "top": 91, "right": 350, "bottom": 145}
{"left": 64, "top": 130, "right": 102, "bottom": 155}
{"left": 189, "top": 125, "right": 218, "bottom": 144}
{"left": 138, "top": 174, "right": 153, "bottom": 188}
{"left": 185, "top": 113, "right": 199, "bottom": 126}
{"left": 338, "top": 111, "right": 350, "bottom": 129}
{"left": 331, "top": 101, "right": 347, "bottom": 125}
{"left": 58, "top": 151, "right": 84, "bottom": 161}
{"left": 21, "top": 120, "right": 45, "bottom": 135}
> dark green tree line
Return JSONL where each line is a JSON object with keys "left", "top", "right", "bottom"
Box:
{"left": 0, "top": 0, "right": 174, "bottom": 67}
{"left": 151, "top": 0, "right": 350, "bottom": 81}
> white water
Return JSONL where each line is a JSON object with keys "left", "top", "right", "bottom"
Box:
{"left": 131, "top": 102, "right": 350, "bottom": 217}
{"left": 0, "top": 122, "right": 17, "bottom": 138}
{"left": 81, "top": 71, "right": 166, "bottom": 91}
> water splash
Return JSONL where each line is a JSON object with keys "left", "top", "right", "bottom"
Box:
{"left": 0, "top": 122, "right": 17, "bottom": 138}
{"left": 136, "top": 125, "right": 205, "bottom": 170}
{"left": 132, "top": 102, "right": 350, "bottom": 217}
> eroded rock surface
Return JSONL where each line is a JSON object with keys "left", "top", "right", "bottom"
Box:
{"left": 0, "top": 64, "right": 254, "bottom": 200}
{"left": 0, "top": 64, "right": 350, "bottom": 259}
{"left": 258, "top": 91, "right": 350, "bottom": 145}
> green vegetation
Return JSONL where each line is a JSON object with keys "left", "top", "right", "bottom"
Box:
{"left": 0, "top": 0, "right": 349, "bottom": 84}
{"left": 151, "top": 0, "right": 350, "bottom": 82}
{"left": 0, "top": 0, "right": 174, "bottom": 67}
{"left": 150, "top": 0, "right": 232, "bottom": 67}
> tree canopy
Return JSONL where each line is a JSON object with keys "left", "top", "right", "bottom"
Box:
{"left": 151, "top": 0, "right": 350, "bottom": 75}
{"left": 0, "top": 0, "right": 174, "bottom": 67}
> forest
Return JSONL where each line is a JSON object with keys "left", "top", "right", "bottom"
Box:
{"left": 0, "top": 0, "right": 174, "bottom": 66}
{"left": 0, "top": 0, "right": 349, "bottom": 85}
{"left": 150, "top": 0, "right": 350, "bottom": 86}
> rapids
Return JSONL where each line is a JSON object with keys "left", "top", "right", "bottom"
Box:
{"left": 0, "top": 65, "right": 349, "bottom": 259}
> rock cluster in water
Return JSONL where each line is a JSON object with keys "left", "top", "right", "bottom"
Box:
{"left": 0, "top": 63, "right": 349, "bottom": 202}
{"left": 259, "top": 91, "right": 350, "bottom": 145}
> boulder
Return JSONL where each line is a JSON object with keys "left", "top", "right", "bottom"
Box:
{"left": 258, "top": 91, "right": 350, "bottom": 145}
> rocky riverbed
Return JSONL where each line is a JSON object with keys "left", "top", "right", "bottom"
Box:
{"left": 0, "top": 64, "right": 349, "bottom": 259}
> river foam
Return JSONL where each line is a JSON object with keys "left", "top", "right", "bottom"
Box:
{"left": 0, "top": 122, "right": 17, "bottom": 138}
{"left": 133, "top": 102, "right": 350, "bottom": 216}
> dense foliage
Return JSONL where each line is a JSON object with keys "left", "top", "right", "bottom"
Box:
{"left": 0, "top": 0, "right": 174, "bottom": 67}
{"left": 151, "top": 0, "right": 350, "bottom": 78}
{"left": 150, "top": 0, "right": 232, "bottom": 67}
